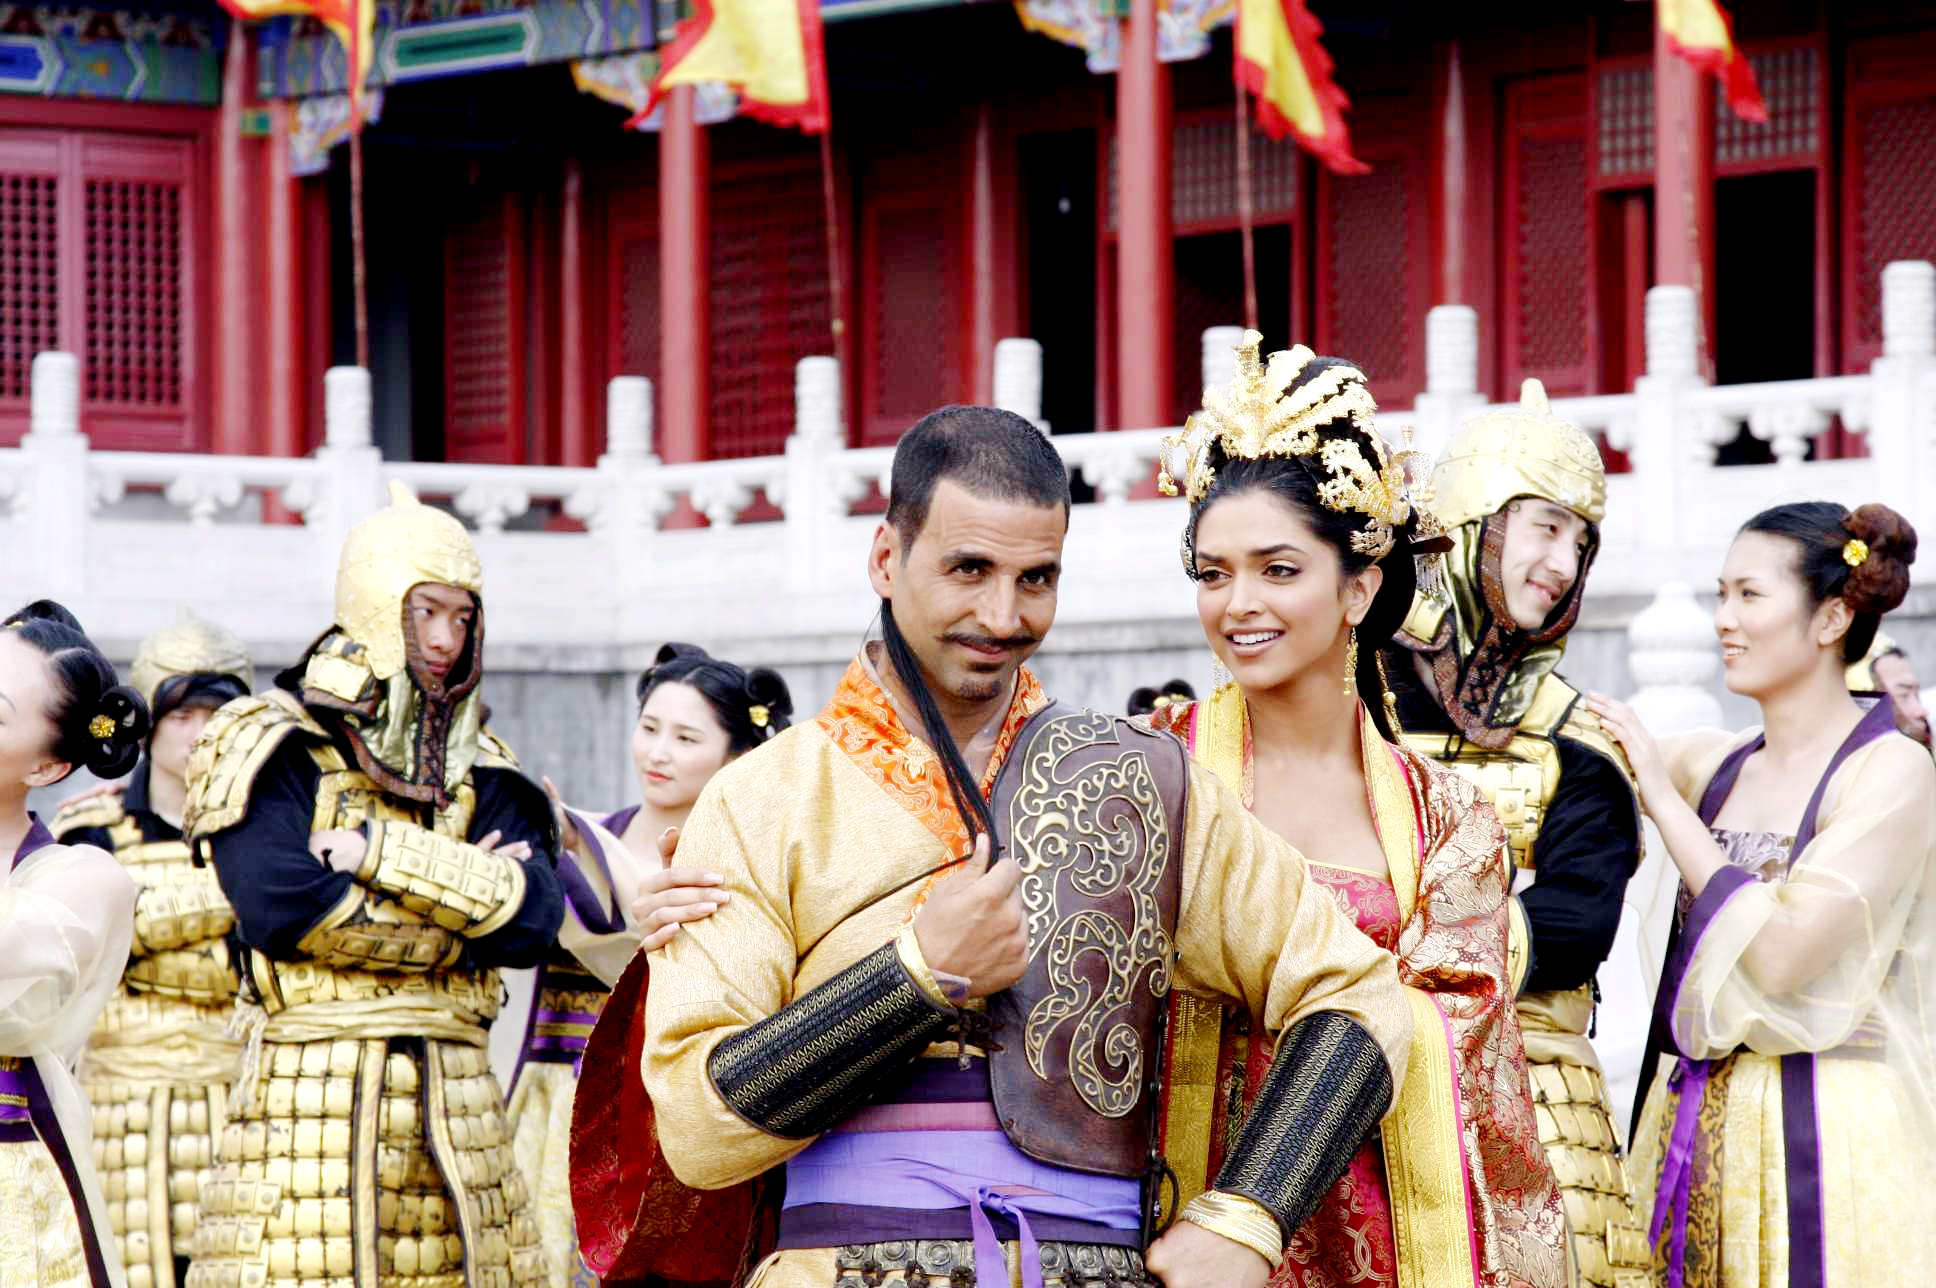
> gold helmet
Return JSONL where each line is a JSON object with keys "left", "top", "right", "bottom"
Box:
{"left": 1429, "top": 378, "right": 1605, "bottom": 530}
{"left": 1846, "top": 630, "right": 1901, "bottom": 693}
{"left": 335, "top": 481, "right": 483, "bottom": 682}
{"left": 129, "top": 614, "right": 252, "bottom": 713}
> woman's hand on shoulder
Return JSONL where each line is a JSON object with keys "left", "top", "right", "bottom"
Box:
{"left": 627, "top": 829, "right": 729, "bottom": 951}
{"left": 1585, "top": 694, "right": 1672, "bottom": 813}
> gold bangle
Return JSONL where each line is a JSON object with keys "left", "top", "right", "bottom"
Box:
{"left": 1179, "top": 1190, "right": 1284, "bottom": 1269}
{"left": 894, "top": 924, "right": 961, "bottom": 1008}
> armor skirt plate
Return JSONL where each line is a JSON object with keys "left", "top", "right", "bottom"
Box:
{"left": 184, "top": 1037, "right": 544, "bottom": 1288}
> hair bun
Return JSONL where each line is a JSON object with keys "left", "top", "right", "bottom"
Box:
{"left": 1843, "top": 503, "right": 1917, "bottom": 617}
{"left": 84, "top": 685, "right": 149, "bottom": 780}
{"left": 3, "top": 599, "right": 85, "bottom": 633}
{"left": 745, "top": 667, "right": 795, "bottom": 734}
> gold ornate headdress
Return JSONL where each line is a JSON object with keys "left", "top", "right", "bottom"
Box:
{"left": 1157, "top": 330, "right": 1427, "bottom": 560}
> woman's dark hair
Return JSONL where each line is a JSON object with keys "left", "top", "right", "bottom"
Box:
{"left": 3, "top": 600, "right": 150, "bottom": 781}
{"left": 1127, "top": 679, "right": 1197, "bottom": 717}
{"left": 634, "top": 642, "right": 794, "bottom": 756}
{"left": 1183, "top": 356, "right": 1423, "bottom": 741}
{"left": 1740, "top": 501, "right": 1918, "bottom": 662}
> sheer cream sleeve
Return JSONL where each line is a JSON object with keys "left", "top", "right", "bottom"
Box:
{"left": 1668, "top": 734, "right": 1936, "bottom": 1061}
{"left": 1660, "top": 728, "right": 1748, "bottom": 806}
{"left": 0, "top": 843, "right": 136, "bottom": 1059}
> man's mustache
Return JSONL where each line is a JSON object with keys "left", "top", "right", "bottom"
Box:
{"left": 945, "top": 631, "right": 1040, "bottom": 651}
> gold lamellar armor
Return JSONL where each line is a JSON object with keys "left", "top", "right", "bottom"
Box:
{"left": 336, "top": 481, "right": 483, "bottom": 683}
{"left": 1429, "top": 378, "right": 1606, "bottom": 530}
{"left": 129, "top": 615, "right": 253, "bottom": 714}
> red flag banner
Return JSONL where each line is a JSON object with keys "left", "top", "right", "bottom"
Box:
{"left": 1234, "top": 0, "right": 1366, "bottom": 175}
{"left": 219, "top": 0, "right": 376, "bottom": 111}
{"left": 1658, "top": 0, "right": 1768, "bottom": 123}
{"left": 640, "top": 0, "right": 830, "bottom": 133}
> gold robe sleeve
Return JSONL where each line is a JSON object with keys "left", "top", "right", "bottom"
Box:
{"left": 1670, "top": 733, "right": 1936, "bottom": 1062}
{"left": 1170, "top": 755, "right": 1413, "bottom": 1095}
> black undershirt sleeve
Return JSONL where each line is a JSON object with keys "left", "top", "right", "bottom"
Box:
{"left": 1517, "top": 738, "right": 1643, "bottom": 994}
{"left": 463, "top": 765, "right": 565, "bottom": 968}
{"left": 204, "top": 740, "right": 359, "bottom": 961}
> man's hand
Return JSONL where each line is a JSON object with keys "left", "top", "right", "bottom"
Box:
{"left": 1144, "top": 1220, "right": 1271, "bottom": 1288}
{"left": 911, "top": 834, "right": 1027, "bottom": 998}
{"left": 309, "top": 828, "right": 367, "bottom": 873}
{"left": 540, "top": 775, "right": 580, "bottom": 854}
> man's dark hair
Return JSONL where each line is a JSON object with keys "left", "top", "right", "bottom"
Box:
{"left": 884, "top": 405, "right": 1070, "bottom": 544}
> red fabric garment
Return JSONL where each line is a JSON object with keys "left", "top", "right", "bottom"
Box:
{"left": 568, "top": 947, "right": 761, "bottom": 1285}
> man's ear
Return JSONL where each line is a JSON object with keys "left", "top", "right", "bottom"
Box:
{"left": 867, "top": 521, "right": 900, "bottom": 600}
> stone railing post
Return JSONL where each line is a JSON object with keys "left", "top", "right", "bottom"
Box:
{"left": 1616, "top": 286, "right": 1706, "bottom": 554}
{"left": 1598, "top": 579, "right": 1726, "bottom": 1125}
{"left": 1200, "top": 327, "right": 1244, "bottom": 404}
{"left": 311, "top": 366, "right": 383, "bottom": 558}
{"left": 21, "top": 352, "right": 89, "bottom": 597}
{"left": 994, "top": 338, "right": 1047, "bottom": 432}
{"left": 785, "top": 356, "right": 848, "bottom": 593}
{"left": 575, "top": 376, "right": 667, "bottom": 587}
{"left": 1866, "top": 261, "right": 1936, "bottom": 535}
{"left": 1412, "top": 305, "right": 1486, "bottom": 461}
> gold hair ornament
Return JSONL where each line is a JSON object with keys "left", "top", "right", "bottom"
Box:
{"left": 748, "top": 704, "right": 771, "bottom": 729}
{"left": 1151, "top": 694, "right": 1178, "bottom": 711}
{"left": 89, "top": 713, "right": 115, "bottom": 740}
{"left": 1158, "top": 331, "right": 1423, "bottom": 560}
{"left": 1842, "top": 538, "right": 1869, "bottom": 569}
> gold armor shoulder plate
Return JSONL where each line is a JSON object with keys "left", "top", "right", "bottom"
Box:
{"left": 183, "top": 690, "right": 328, "bottom": 840}
{"left": 476, "top": 725, "right": 520, "bottom": 772}
{"left": 50, "top": 791, "right": 128, "bottom": 839}
{"left": 1401, "top": 717, "right": 1561, "bottom": 872}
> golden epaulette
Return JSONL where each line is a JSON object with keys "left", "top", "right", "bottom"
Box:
{"left": 476, "top": 725, "right": 521, "bottom": 772}
{"left": 183, "top": 690, "right": 328, "bottom": 840}
{"left": 49, "top": 789, "right": 128, "bottom": 840}
{"left": 1548, "top": 680, "right": 1639, "bottom": 787}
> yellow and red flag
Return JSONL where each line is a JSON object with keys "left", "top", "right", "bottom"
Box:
{"left": 218, "top": 0, "right": 376, "bottom": 111}
{"left": 639, "top": 0, "right": 829, "bottom": 133}
{"left": 1658, "top": 0, "right": 1768, "bottom": 122}
{"left": 1234, "top": 0, "right": 1366, "bottom": 175}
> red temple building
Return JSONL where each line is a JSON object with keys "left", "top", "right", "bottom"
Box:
{"left": 3, "top": 0, "right": 1934, "bottom": 466}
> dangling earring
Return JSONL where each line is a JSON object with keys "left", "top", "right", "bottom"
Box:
{"left": 1342, "top": 626, "right": 1358, "bottom": 699}
{"left": 1374, "top": 645, "right": 1399, "bottom": 725}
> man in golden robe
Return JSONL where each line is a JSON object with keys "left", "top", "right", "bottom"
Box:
{"left": 54, "top": 616, "right": 254, "bottom": 1288}
{"left": 1385, "top": 383, "right": 1650, "bottom": 1287}
{"left": 180, "top": 482, "right": 563, "bottom": 1288}
{"left": 575, "top": 407, "right": 1413, "bottom": 1288}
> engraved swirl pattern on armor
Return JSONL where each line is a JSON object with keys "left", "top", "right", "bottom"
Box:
{"left": 1009, "top": 712, "right": 1174, "bottom": 1119}
{"left": 832, "top": 1238, "right": 1156, "bottom": 1287}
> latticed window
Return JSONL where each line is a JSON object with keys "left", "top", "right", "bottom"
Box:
{"left": 443, "top": 196, "right": 527, "bottom": 464}
{"left": 0, "top": 129, "right": 200, "bottom": 448}
{"left": 1843, "top": 30, "right": 1936, "bottom": 368}
{"left": 1505, "top": 73, "right": 1591, "bottom": 397}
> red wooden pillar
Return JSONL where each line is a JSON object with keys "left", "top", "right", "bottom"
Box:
{"left": 264, "top": 100, "right": 299, "bottom": 461}
{"left": 659, "top": 86, "right": 709, "bottom": 466}
{"left": 1114, "top": 0, "right": 1173, "bottom": 429}
{"left": 969, "top": 105, "right": 999, "bottom": 405}
{"left": 214, "top": 25, "right": 256, "bottom": 455}
{"left": 559, "top": 159, "right": 595, "bottom": 465}
{"left": 1653, "top": 24, "right": 1716, "bottom": 380}
{"left": 1430, "top": 39, "right": 1468, "bottom": 307}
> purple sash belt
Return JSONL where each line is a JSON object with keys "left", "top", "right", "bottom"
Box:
{"left": 0, "top": 1058, "right": 32, "bottom": 1124}
{"left": 783, "top": 1126, "right": 1141, "bottom": 1288}
{"left": 1648, "top": 697, "right": 1895, "bottom": 1288}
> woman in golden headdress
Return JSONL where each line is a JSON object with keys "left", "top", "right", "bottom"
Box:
{"left": 1592, "top": 501, "right": 1936, "bottom": 1286}
{"left": 1148, "top": 334, "right": 1568, "bottom": 1288}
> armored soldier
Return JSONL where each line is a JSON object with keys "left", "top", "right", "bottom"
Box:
{"left": 54, "top": 616, "right": 254, "bottom": 1288}
{"left": 181, "top": 482, "right": 563, "bottom": 1288}
{"left": 1386, "top": 381, "right": 1650, "bottom": 1287}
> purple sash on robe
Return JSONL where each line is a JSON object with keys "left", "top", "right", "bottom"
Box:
{"left": 6, "top": 812, "right": 116, "bottom": 1288}
{"left": 1649, "top": 698, "right": 1896, "bottom": 1288}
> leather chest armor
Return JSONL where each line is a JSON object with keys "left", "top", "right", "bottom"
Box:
{"left": 986, "top": 704, "right": 1190, "bottom": 1178}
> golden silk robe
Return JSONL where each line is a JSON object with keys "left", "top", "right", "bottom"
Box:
{"left": 1154, "top": 687, "right": 1568, "bottom": 1288}
{"left": 634, "top": 658, "right": 1412, "bottom": 1288}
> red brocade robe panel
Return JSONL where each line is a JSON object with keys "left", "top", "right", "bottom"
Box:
{"left": 1154, "top": 692, "right": 1567, "bottom": 1288}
